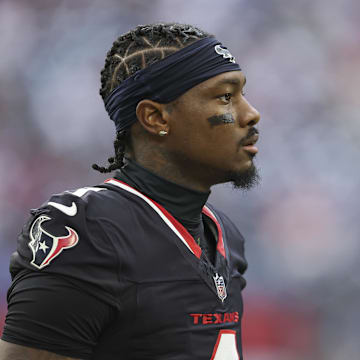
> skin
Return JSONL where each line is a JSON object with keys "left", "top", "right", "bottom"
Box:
{"left": 0, "top": 71, "right": 259, "bottom": 360}
{"left": 132, "top": 70, "right": 260, "bottom": 192}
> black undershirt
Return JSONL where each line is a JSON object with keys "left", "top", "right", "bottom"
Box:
{"left": 115, "top": 159, "right": 217, "bottom": 263}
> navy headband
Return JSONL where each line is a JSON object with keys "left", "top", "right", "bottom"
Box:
{"left": 104, "top": 37, "right": 241, "bottom": 132}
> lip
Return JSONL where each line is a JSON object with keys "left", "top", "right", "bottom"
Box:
{"left": 242, "top": 134, "right": 259, "bottom": 154}
{"left": 242, "top": 145, "right": 258, "bottom": 154}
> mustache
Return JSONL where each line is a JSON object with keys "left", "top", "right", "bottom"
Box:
{"left": 239, "top": 127, "right": 259, "bottom": 146}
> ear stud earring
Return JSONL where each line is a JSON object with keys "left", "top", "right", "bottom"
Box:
{"left": 159, "top": 130, "right": 168, "bottom": 136}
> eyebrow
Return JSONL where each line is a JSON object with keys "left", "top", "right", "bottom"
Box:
{"left": 212, "top": 76, "right": 247, "bottom": 88}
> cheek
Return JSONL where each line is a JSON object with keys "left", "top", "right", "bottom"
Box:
{"left": 170, "top": 104, "right": 239, "bottom": 156}
{"left": 193, "top": 128, "right": 240, "bottom": 161}
{"left": 170, "top": 106, "right": 204, "bottom": 141}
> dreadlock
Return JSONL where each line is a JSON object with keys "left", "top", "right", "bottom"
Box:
{"left": 92, "top": 23, "right": 211, "bottom": 173}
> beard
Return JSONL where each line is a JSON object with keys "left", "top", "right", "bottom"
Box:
{"left": 227, "top": 160, "right": 260, "bottom": 190}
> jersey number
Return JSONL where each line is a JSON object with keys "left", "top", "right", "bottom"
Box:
{"left": 210, "top": 330, "right": 240, "bottom": 360}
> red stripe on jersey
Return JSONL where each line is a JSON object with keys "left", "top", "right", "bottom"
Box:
{"left": 105, "top": 178, "right": 202, "bottom": 259}
{"left": 153, "top": 199, "right": 202, "bottom": 259}
{"left": 202, "top": 206, "right": 225, "bottom": 258}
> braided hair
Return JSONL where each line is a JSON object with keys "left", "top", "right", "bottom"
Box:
{"left": 92, "top": 23, "right": 211, "bottom": 173}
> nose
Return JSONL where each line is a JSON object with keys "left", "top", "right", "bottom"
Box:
{"left": 239, "top": 98, "right": 260, "bottom": 128}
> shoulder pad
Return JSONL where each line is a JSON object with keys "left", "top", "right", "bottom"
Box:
{"left": 12, "top": 186, "right": 112, "bottom": 275}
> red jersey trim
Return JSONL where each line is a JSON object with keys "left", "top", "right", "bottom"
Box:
{"left": 202, "top": 206, "right": 226, "bottom": 258}
{"left": 104, "top": 178, "right": 202, "bottom": 259}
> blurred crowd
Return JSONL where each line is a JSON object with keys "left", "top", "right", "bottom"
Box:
{"left": 1, "top": 0, "right": 359, "bottom": 359}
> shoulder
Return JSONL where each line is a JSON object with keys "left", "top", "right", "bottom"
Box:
{"left": 10, "top": 181, "right": 141, "bottom": 291}
{"left": 204, "top": 203, "right": 245, "bottom": 242}
{"left": 35, "top": 180, "right": 143, "bottom": 225}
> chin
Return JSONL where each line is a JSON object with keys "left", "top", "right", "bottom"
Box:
{"left": 227, "top": 162, "right": 260, "bottom": 190}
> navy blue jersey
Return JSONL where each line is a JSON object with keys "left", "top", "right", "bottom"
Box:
{"left": 2, "top": 178, "right": 248, "bottom": 359}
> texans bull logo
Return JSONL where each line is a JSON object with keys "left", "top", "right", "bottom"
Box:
{"left": 214, "top": 45, "right": 236, "bottom": 63}
{"left": 28, "top": 215, "right": 79, "bottom": 269}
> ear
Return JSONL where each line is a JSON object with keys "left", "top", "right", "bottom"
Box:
{"left": 135, "top": 99, "right": 169, "bottom": 136}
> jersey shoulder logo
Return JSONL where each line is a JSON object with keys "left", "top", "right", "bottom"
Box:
{"left": 214, "top": 45, "right": 236, "bottom": 63}
{"left": 48, "top": 201, "right": 77, "bottom": 216}
{"left": 28, "top": 215, "right": 79, "bottom": 269}
{"left": 47, "top": 187, "right": 106, "bottom": 216}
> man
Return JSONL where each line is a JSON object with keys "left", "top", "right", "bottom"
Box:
{"left": 0, "top": 23, "right": 260, "bottom": 359}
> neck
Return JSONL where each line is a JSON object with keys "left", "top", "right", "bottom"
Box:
{"left": 133, "top": 153, "right": 217, "bottom": 193}
{"left": 115, "top": 159, "right": 210, "bottom": 237}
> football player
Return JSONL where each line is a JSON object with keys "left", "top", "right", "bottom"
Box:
{"left": 0, "top": 22, "right": 260, "bottom": 359}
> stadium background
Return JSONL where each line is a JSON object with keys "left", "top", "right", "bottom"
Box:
{"left": 0, "top": 0, "right": 359, "bottom": 358}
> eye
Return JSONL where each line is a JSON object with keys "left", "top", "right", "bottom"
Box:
{"left": 219, "top": 93, "right": 232, "bottom": 103}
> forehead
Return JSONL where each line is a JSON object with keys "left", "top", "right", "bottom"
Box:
{"left": 193, "top": 70, "right": 246, "bottom": 92}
